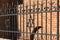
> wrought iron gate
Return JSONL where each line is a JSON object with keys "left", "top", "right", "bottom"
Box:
{"left": 0, "top": 0, "right": 60, "bottom": 40}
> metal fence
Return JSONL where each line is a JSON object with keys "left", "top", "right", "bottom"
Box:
{"left": 0, "top": 0, "right": 60, "bottom": 40}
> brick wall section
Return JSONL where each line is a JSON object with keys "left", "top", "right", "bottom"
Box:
{"left": 0, "top": 0, "right": 60, "bottom": 40}
{"left": 17, "top": 0, "right": 60, "bottom": 40}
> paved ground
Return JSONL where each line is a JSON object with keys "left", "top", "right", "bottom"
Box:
{"left": 0, "top": 38, "right": 10, "bottom": 40}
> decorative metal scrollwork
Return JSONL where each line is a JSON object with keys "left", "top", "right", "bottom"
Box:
{"left": 26, "top": 15, "right": 34, "bottom": 28}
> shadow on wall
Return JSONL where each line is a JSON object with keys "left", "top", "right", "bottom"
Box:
{"left": 0, "top": 0, "right": 23, "bottom": 40}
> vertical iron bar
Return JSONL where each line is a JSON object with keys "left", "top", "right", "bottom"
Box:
{"left": 15, "top": 5, "right": 17, "bottom": 39}
{"left": 33, "top": 2, "right": 35, "bottom": 40}
{"left": 14, "top": 6, "right": 16, "bottom": 40}
{"left": 41, "top": 0, "right": 43, "bottom": 40}
{"left": 12, "top": 2, "right": 15, "bottom": 40}
{"left": 8, "top": 3, "right": 10, "bottom": 33}
{"left": 50, "top": 0, "right": 52, "bottom": 40}
{"left": 29, "top": 0, "right": 31, "bottom": 38}
{"left": 46, "top": 0, "right": 47, "bottom": 40}
{"left": 23, "top": 0, "right": 24, "bottom": 40}
{"left": 13, "top": 3, "right": 16, "bottom": 40}
{"left": 20, "top": 4, "right": 22, "bottom": 40}
{"left": 7, "top": 2, "right": 12, "bottom": 40}
{"left": 57, "top": 0, "right": 59, "bottom": 40}
{"left": 11, "top": 2, "right": 13, "bottom": 14}
{"left": 33, "top": 2, "right": 35, "bottom": 28}
{"left": 6, "top": 3, "right": 9, "bottom": 20}
{"left": 37, "top": 0, "right": 39, "bottom": 40}
{"left": 26, "top": 3, "right": 28, "bottom": 40}
{"left": 11, "top": 2, "right": 13, "bottom": 40}
{"left": 6, "top": 2, "right": 9, "bottom": 38}
{"left": 13, "top": 3, "right": 15, "bottom": 40}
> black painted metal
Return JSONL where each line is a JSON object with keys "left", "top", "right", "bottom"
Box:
{"left": 0, "top": 0, "right": 60, "bottom": 40}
